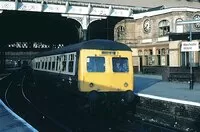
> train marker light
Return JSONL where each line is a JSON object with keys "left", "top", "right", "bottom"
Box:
{"left": 124, "top": 82, "right": 128, "bottom": 87}
{"left": 89, "top": 83, "right": 94, "bottom": 87}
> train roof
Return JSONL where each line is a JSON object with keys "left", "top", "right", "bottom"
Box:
{"left": 35, "top": 39, "right": 132, "bottom": 57}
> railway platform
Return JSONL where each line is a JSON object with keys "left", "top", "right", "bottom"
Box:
{"left": 134, "top": 74, "right": 200, "bottom": 132}
{"left": 0, "top": 72, "right": 38, "bottom": 132}
{"left": 0, "top": 99, "right": 38, "bottom": 132}
{"left": 134, "top": 74, "right": 200, "bottom": 104}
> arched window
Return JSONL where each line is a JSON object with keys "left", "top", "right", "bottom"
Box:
{"left": 149, "top": 49, "right": 153, "bottom": 55}
{"left": 161, "top": 48, "right": 166, "bottom": 55}
{"left": 138, "top": 50, "right": 143, "bottom": 56}
{"left": 117, "top": 26, "right": 125, "bottom": 39}
{"left": 156, "top": 49, "right": 161, "bottom": 55}
{"left": 144, "top": 49, "right": 148, "bottom": 55}
{"left": 165, "top": 48, "right": 169, "bottom": 55}
{"left": 176, "top": 18, "right": 183, "bottom": 33}
{"left": 158, "top": 20, "right": 170, "bottom": 36}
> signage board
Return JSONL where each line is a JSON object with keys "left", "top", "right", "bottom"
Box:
{"left": 181, "top": 41, "right": 199, "bottom": 52}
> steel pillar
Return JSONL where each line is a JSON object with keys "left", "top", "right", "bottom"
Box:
{"left": 189, "top": 24, "right": 194, "bottom": 90}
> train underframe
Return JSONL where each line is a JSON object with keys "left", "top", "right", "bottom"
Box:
{"left": 32, "top": 70, "right": 135, "bottom": 118}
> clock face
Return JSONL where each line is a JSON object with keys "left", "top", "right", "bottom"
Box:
{"left": 193, "top": 14, "right": 200, "bottom": 30}
{"left": 143, "top": 19, "right": 151, "bottom": 33}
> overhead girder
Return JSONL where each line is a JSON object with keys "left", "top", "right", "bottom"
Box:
{"left": 0, "top": 0, "right": 155, "bottom": 42}
{"left": 0, "top": 1, "right": 148, "bottom": 17}
{"left": 0, "top": 0, "right": 149, "bottom": 41}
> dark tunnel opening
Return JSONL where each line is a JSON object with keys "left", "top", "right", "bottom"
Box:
{"left": 0, "top": 10, "right": 125, "bottom": 49}
{"left": 0, "top": 10, "right": 80, "bottom": 46}
{"left": 87, "top": 17, "right": 125, "bottom": 40}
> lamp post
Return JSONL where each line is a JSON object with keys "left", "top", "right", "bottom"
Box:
{"left": 176, "top": 20, "right": 200, "bottom": 90}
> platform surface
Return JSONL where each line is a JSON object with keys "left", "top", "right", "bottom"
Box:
{"left": 134, "top": 74, "right": 200, "bottom": 106}
{"left": 0, "top": 99, "right": 38, "bottom": 132}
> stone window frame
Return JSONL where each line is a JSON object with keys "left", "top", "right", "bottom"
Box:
{"left": 116, "top": 26, "right": 125, "bottom": 40}
{"left": 176, "top": 18, "right": 184, "bottom": 33}
{"left": 158, "top": 20, "right": 170, "bottom": 36}
{"left": 138, "top": 49, "right": 143, "bottom": 56}
{"left": 156, "top": 49, "right": 161, "bottom": 55}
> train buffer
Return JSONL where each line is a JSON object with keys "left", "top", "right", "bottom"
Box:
{"left": 0, "top": 99, "right": 38, "bottom": 132}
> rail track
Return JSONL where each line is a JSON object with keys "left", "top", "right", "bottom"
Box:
{"left": 2, "top": 69, "right": 72, "bottom": 132}
{"left": 1, "top": 69, "right": 188, "bottom": 132}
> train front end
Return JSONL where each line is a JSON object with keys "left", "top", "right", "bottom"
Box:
{"left": 78, "top": 49, "right": 134, "bottom": 104}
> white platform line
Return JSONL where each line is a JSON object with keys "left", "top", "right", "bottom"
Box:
{"left": 135, "top": 93, "right": 200, "bottom": 107}
{"left": 0, "top": 99, "right": 38, "bottom": 132}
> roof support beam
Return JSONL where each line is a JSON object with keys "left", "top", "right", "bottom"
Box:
{"left": 0, "top": 0, "right": 148, "bottom": 17}
{"left": 107, "top": 5, "right": 112, "bottom": 16}
{"left": 14, "top": 0, "right": 18, "bottom": 10}
{"left": 128, "top": 8, "right": 132, "bottom": 17}
{"left": 40, "top": 0, "right": 44, "bottom": 12}
{"left": 87, "top": 3, "right": 91, "bottom": 14}
{"left": 65, "top": 1, "right": 69, "bottom": 13}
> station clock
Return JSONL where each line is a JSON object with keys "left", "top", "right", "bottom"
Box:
{"left": 143, "top": 19, "right": 151, "bottom": 33}
{"left": 193, "top": 14, "right": 200, "bottom": 30}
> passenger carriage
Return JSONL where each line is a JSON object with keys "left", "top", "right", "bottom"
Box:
{"left": 31, "top": 39, "right": 134, "bottom": 112}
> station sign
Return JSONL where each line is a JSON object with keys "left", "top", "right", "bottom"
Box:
{"left": 181, "top": 41, "right": 199, "bottom": 52}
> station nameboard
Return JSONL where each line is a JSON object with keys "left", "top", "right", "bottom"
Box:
{"left": 181, "top": 41, "right": 199, "bottom": 52}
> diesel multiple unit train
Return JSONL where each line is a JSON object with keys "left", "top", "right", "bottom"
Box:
{"left": 31, "top": 39, "right": 134, "bottom": 110}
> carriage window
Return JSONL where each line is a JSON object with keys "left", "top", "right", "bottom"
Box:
{"left": 48, "top": 61, "right": 51, "bottom": 70}
{"left": 56, "top": 56, "right": 59, "bottom": 71}
{"left": 37, "top": 62, "right": 39, "bottom": 69}
{"left": 42, "top": 61, "right": 44, "bottom": 69}
{"left": 68, "top": 54, "right": 74, "bottom": 73}
{"left": 36, "top": 62, "right": 38, "bottom": 69}
{"left": 62, "top": 55, "right": 67, "bottom": 71}
{"left": 45, "top": 61, "right": 47, "bottom": 69}
{"left": 52, "top": 61, "right": 55, "bottom": 70}
{"left": 68, "top": 61, "right": 73, "bottom": 72}
{"left": 87, "top": 57, "right": 105, "bottom": 72}
{"left": 112, "top": 57, "right": 129, "bottom": 72}
{"left": 38, "top": 61, "right": 40, "bottom": 69}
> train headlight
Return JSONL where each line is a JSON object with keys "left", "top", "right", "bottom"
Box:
{"left": 89, "top": 83, "right": 94, "bottom": 88}
{"left": 124, "top": 82, "right": 128, "bottom": 87}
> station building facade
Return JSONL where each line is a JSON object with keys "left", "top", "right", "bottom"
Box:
{"left": 114, "top": 7, "right": 200, "bottom": 73}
